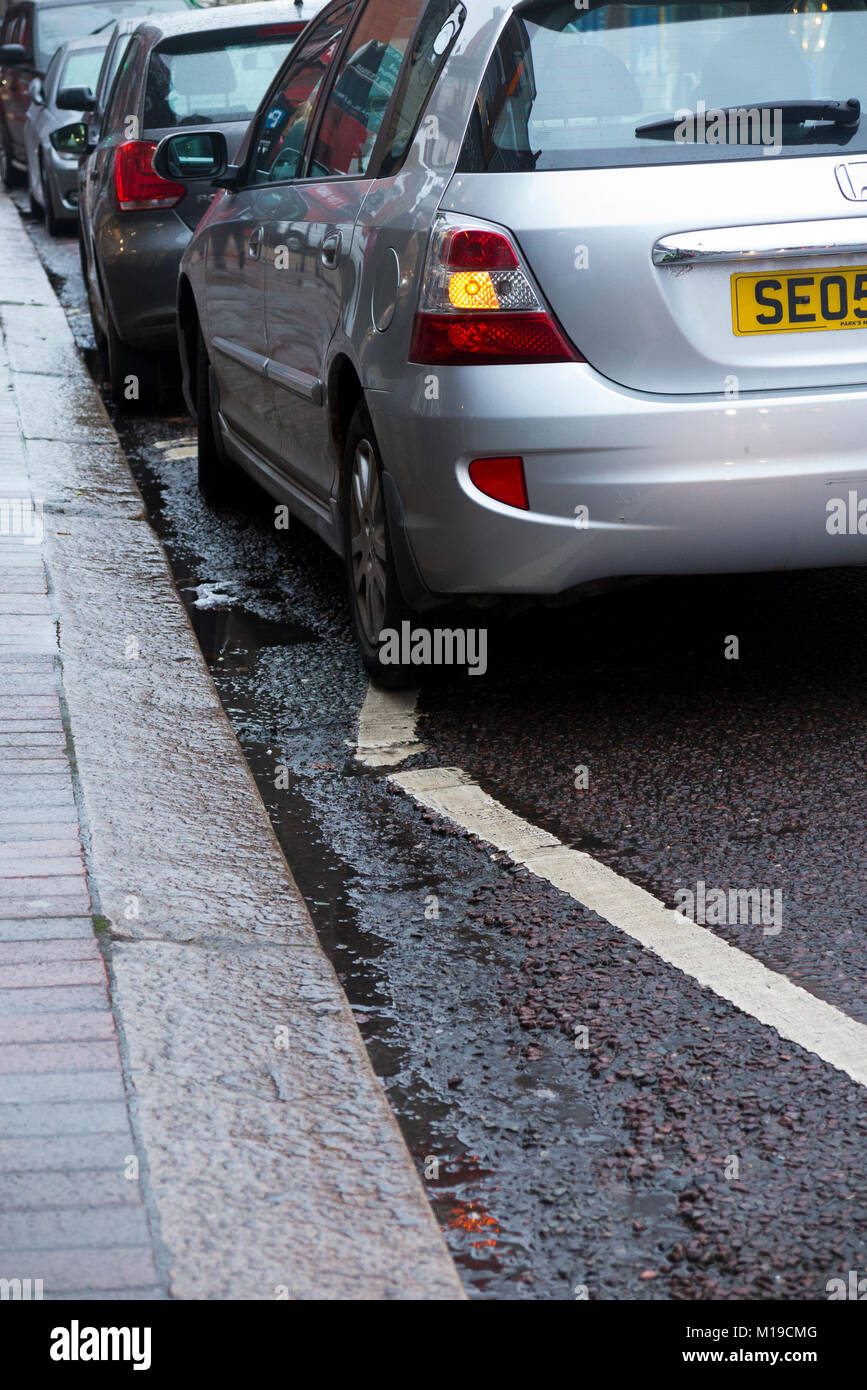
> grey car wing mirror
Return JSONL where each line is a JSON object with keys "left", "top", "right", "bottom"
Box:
{"left": 29, "top": 78, "right": 44, "bottom": 105}
{"left": 56, "top": 85, "right": 95, "bottom": 113}
{"left": 49, "top": 121, "right": 88, "bottom": 156}
{"left": 153, "top": 128, "right": 234, "bottom": 186}
{"left": 0, "top": 43, "right": 26, "bottom": 66}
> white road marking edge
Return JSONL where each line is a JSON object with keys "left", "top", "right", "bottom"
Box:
{"left": 356, "top": 683, "right": 425, "bottom": 766}
{"left": 390, "top": 764, "right": 867, "bottom": 1090}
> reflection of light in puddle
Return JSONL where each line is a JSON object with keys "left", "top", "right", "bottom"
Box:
{"left": 185, "top": 581, "right": 238, "bottom": 610}
{"left": 447, "top": 1198, "right": 500, "bottom": 1250}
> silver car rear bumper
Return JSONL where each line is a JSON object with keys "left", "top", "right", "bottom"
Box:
{"left": 370, "top": 362, "right": 867, "bottom": 597}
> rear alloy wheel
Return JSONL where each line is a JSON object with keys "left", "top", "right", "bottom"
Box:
{"left": 106, "top": 312, "right": 159, "bottom": 410}
{"left": 195, "top": 327, "right": 243, "bottom": 504}
{"left": 343, "top": 402, "right": 413, "bottom": 686}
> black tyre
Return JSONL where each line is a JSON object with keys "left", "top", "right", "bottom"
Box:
{"left": 0, "top": 130, "right": 24, "bottom": 188}
{"left": 195, "top": 327, "right": 243, "bottom": 503}
{"left": 84, "top": 246, "right": 105, "bottom": 349}
{"left": 41, "top": 162, "right": 62, "bottom": 236}
{"left": 342, "top": 401, "right": 414, "bottom": 687}
{"left": 106, "top": 312, "right": 159, "bottom": 410}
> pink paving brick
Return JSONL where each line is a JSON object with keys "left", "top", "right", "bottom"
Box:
{"left": 0, "top": 1248, "right": 157, "bottom": 1293}
{"left": 0, "top": 759, "right": 70, "bottom": 776}
{"left": 0, "top": 737, "right": 67, "bottom": 751}
{"left": 0, "top": 939, "right": 100, "bottom": 965}
{"left": 3, "top": 876, "right": 87, "bottom": 898}
{"left": 0, "top": 697, "right": 60, "bottom": 717}
{"left": 0, "top": 721, "right": 64, "bottom": 735}
{"left": 0, "top": 984, "right": 107, "bottom": 1013}
{"left": 0, "top": 839, "right": 81, "bottom": 859}
{"left": 0, "top": 857, "right": 84, "bottom": 877}
{"left": 1, "top": 896, "right": 91, "bottom": 918}
{"left": 0, "top": 959, "right": 105, "bottom": 989}
{"left": 0, "top": 1040, "right": 120, "bottom": 1072}
{"left": 0, "top": 1013, "right": 115, "bottom": 1044}
{"left": 0, "top": 596, "right": 50, "bottom": 614}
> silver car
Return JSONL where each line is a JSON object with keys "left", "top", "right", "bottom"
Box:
{"left": 24, "top": 31, "right": 107, "bottom": 232}
{"left": 161, "top": 0, "right": 867, "bottom": 682}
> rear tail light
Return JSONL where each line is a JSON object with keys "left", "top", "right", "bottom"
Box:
{"left": 410, "top": 215, "right": 582, "bottom": 366}
{"left": 114, "top": 141, "right": 186, "bottom": 212}
{"left": 468, "top": 456, "right": 528, "bottom": 510}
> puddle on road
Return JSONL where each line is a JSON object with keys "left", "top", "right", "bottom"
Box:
{"left": 181, "top": 595, "right": 316, "bottom": 668}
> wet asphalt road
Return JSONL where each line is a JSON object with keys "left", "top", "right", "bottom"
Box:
{"left": 14, "top": 191, "right": 866, "bottom": 1301}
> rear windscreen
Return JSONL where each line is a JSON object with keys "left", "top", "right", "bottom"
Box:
{"left": 144, "top": 29, "right": 297, "bottom": 130}
{"left": 35, "top": 1, "right": 188, "bottom": 70}
{"left": 457, "top": 0, "right": 867, "bottom": 171}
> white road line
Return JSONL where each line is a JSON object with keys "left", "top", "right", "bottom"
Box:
{"left": 154, "top": 436, "right": 196, "bottom": 451}
{"left": 355, "top": 682, "right": 425, "bottom": 766}
{"left": 391, "top": 765, "right": 867, "bottom": 1089}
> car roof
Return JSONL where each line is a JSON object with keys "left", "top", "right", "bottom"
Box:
{"left": 132, "top": 0, "right": 327, "bottom": 45}
{"left": 18, "top": 0, "right": 171, "bottom": 9}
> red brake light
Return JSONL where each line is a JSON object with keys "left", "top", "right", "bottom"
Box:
{"left": 469, "top": 456, "right": 528, "bottom": 510}
{"left": 444, "top": 229, "right": 518, "bottom": 270}
{"left": 114, "top": 141, "right": 185, "bottom": 212}
{"left": 410, "top": 311, "right": 576, "bottom": 365}
{"left": 258, "top": 23, "right": 304, "bottom": 35}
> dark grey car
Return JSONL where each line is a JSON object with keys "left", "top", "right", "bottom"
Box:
{"left": 60, "top": 0, "right": 326, "bottom": 408}
{"left": 24, "top": 32, "right": 108, "bottom": 232}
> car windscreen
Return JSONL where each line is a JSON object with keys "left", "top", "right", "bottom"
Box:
{"left": 143, "top": 28, "right": 299, "bottom": 130}
{"left": 58, "top": 43, "right": 107, "bottom": 97}
{"left": 457, "top": 0, "right": 867, "bottom": 171}
{"left": 35, "top": 1, "right": 190, "bottom": 71}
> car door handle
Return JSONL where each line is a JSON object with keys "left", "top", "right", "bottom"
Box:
{"left": 321, "top": 231, "right": 341, "bottom": 268}
{"left": 248, "top": 225, "right": 263, "bottom": 260}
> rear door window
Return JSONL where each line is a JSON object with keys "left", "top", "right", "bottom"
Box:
{"left": 248, "top": 3, "right": 353, "bottom": 185}
{"left": 307, "top": 0, "right": 423, "bottom": 178}
{"left": 378, "top": 0, "right": 465, "bottom": 176}
{"left": 458, "top": 0, "right": 867, "bottom": 171}
{"left": 102, "top": 33, "right": 141, "bottom": 138}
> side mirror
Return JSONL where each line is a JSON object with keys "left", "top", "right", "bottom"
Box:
{"left": 56, "top": 85, "right": 95, "bottom": 113}
{"left": 49, "top": 121, "right": 87, "bottom": 156}
{"left": 0, "top": 43, "right": 27, "bottom": 66}
{"left": 29, "top": 78, "right": 43, "bottom": 105}
{"left": 153, "top": 128, "right": 231, "bottom": 184}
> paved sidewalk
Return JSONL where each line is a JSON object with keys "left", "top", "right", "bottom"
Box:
{"left": 0, "top": 191, "right": 463, "bottom": 1300}
{"left": 0, "top": 348, "right": 162, "bottom": 1297}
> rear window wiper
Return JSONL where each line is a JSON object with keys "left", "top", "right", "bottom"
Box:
{"left": 636, "top": 98, "right": 860, "bottom": 140}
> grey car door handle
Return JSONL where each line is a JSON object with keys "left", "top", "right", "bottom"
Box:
{"left": 248, "top": 225, "right": 263, "bottom": 260}
{"left": 321, "top": 231, "right": 341, "bottom": 268}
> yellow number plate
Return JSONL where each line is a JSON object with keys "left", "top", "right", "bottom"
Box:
{"left": 731, "top": 266, "right": 867, "bottom": 335}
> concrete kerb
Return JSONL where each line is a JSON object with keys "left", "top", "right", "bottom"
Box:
{"left": 0, "top": 193, "right": 464, "bottom": 1300}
